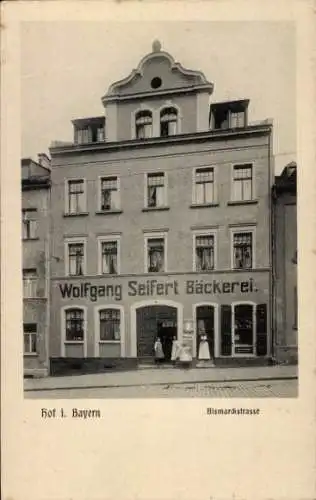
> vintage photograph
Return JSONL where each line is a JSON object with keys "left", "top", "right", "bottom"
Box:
{"left": 22, "top": 21, "right": 298, "bottom": 399}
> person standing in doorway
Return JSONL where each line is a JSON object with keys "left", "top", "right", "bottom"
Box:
{"left": 154, "top": 337, "right": 164, "bottom": 366}
{"left": 198, "top": 334, "right": 211, "bottom": 361}
{"left": 171, "top": 336, "right": 180, "bottom": 366}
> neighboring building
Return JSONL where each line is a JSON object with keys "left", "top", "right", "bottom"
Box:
{"left": 272, "top": 162, "right": 297, "bottom": 364}
{"left": 22, "top": 155, "right": 51, "bottom": 377}
{"left": 49, "top": 40, "right": 274, "bottom": 375}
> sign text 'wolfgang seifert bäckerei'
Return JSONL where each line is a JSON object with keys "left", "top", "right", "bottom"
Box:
{"left": 59, "top": 278, "right": 258, "bottom": 302}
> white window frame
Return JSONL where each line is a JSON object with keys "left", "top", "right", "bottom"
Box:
{"left": 230, "top": 226, "right": 256, "bottom": 270}
{"left": 192, "top": 229, "right": 218, "bottom": 271}
{"left": 23, "top": 269, "right": 38, "bottom": 298}
{"left": 64, "top": 237, "right": 87, "bottom": 277}
{"left": 144, "top": 171, "right": 168, "bottom": 208}
{"left": 131, "top": 106, "right": 155, "bottom": 139}
{"left": 192, "top": 166, "right": 217, "bottom": 205}
{"left": 158, "top": 102, "right": 182, "bottom": 136}
{"left": 94, "top": 304, "right": 125, "bottom": 357}
{"left": 61, "top": 305, "right": 87, "bottom": 357}
{"left": 230, "top": 163, "right": 255, "bottom": 202}
{"left": 97, "top": 235, "right": 121, "bottom": 275}
{"left": 64, "top": 177, "right": 87, "bottom": 215}
{"left": 23, "top": 323, "right": 37, "bottom": 355}
{"left": 22, "top": 209, "right": 38, "bottom": 240}
{"left": 144, "top": 231, "right": 168, "bottom": 273}
{"left": 98, "top": 175, "right": 120, "bottom": 211}
{"left": 232, "top": 301, "right": 256, "bottom": 357}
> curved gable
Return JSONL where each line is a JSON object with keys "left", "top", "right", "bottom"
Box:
{"left": 103, "top": 41, "right": 213, "bottom": 101}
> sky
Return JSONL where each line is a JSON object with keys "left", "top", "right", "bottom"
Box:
{"left": 21, "top": 21, "right": 296, "bottom": 174}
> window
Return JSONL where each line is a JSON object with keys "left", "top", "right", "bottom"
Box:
{"left": 230, "top": 111, "right": 245, "bottom": 128}
{"left": 160, "top": 107, "right": 178, "bottom": 137}
{"left": 193, "top": 167, "right": 214, "bottom": 204}
{"left": 22, "top": 209, "right": 37, "bottom": 239}
{"left": 135, "top": 110, "right": 153, "bottom": 139}
{"left": 100, "top": 176, "right": 119, "bottom": 211}
{"left": 101, "top": 241, "right": 118, "bottom": 274}
{"left": 146, "top": 172, "right": 166, "bottom": 208}
{"left": 24, "top": 323, "right": 37, "bottom": 354}
{"left": 65, "top": 308, "right": 84, "bottom": 341}
{"left": 67, "top": 179, "right": 86, "bottom": 214}
{"left": 234, "top": 304, "right": 254, "bottom": 354}
{"left": 146, "top": 237, "right": 165, "bottom": 273}
{"left": 68, "top": 243, "right": 84, "bottom": 276}
{"left": 195, "top": 235, "right": 215, "bottom": 271}
{"left": 99, "top": 309, "right": 121, "bottom": 341}
{"left": 232, "top": 164, "right": 253, "bottom": 201}
{"left": 23, "top": 269, "right": 37, "bottom": 298}
{"left": 233, "top": 232, "right": 253, "bottom": 269}
{"left": 76, "top": 128, "right": 90, "bottom": 144}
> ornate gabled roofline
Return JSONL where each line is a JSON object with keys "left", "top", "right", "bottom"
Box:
{"left": 102, "top": 42, "right": 213, "bottom": 102}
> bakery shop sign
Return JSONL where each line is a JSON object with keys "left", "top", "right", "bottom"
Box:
{"left": 59, "top": 278, "right": 258, "bottom": 302}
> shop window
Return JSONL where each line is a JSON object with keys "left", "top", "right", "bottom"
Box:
{"left": 100, "top": 176, "right": 119, "bottom": 211}
{"left": 195, "top": 235, "right": 215, "bottom": 271}
{"left": 193, "top": 167, "right": 215, "bottom": 205}
{"left": 233, "top": 231, "right": 253, "bottom": 269}
{"left": 234, "top": 304, "right": 254, "bottom": 354}
{"left": 66, "top": 179, "right": 86, "bottom": 214}
{"left": 23, "top": 269, "right": 38, "bottom": 298}
{"left": 135, "top": 110, "right": 153, "bottom": 139}
{"left": 24, "top": 323, "right": 37, "bottom": 354}
{"left": 160, "top": 107, "right": 178, "bottom": 137}
{"left": 101, "top": 240, "right": 118, "bottom": 274}
{"left": 67, "top": 242, "right": 85, "bottom": 276}
{"left": 232, "top": 164, "right": 253, "bottom": 201}
{"left": 22, "top": 209, "right": 37, "bottom": 240}
{"left": 65, "top": 308, "right": 84, "bottom": 341}
{"left": 146, "top": 237, "right": 165, "bottom": 273}
{"left": 99, "top": 309, "right": 121, "bottom": 341}
{"left": 146, "top": 172, "right": 166, "bottom": 208}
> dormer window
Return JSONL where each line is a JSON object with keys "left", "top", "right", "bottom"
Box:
{"left": 135, "top": 110, "right": 153, "bottom": 139}
{"left": 160, "top": 107, "right": 178, "bottom": 137}
{"left": 73, "top": 117, "right": 105, "bottom": 144}
{"left": 210, "top": 100, "right": 248, "bottom": 131}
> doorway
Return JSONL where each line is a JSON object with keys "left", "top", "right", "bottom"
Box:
{"left": 136, "top": 305, "right": 177, "bottom": 362}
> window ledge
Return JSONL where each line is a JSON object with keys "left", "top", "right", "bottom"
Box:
{"left": 22, "top": 238, "right": 40, "bottom": 241}
{"left": 95, "top": 210, "right": 123, "bottom": 215}
{"left": 64, "top": 340, "right": 84, "bottom": 344}
{"left": 227, "top": 200, "right": 258, "bottom": 206}
{"left": 24, "top": 353, "right": 38, "bottom": 357}
{"left": 142, "top": 206, "right": 170, "bottom": 212}
{"left": 99, "top": 340, "right": 121, "bottom": 344}
{"left": 23, "top": 297, "right": 47, "bottom": 300}
{"left": 63, "top": 212, "right": 89, "bottom": 217}
{"left": 232, "top": 267, "right": 254, "bottom": 271}
{"left": 190, "top": 203, "right": 219, "bottom": 209}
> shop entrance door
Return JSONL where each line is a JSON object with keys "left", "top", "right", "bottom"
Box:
{"left": 196, "top": 305, "right": 215, "bottom": 358}
{"left": 136, "top": 305, "right": 177, "bottom": 361}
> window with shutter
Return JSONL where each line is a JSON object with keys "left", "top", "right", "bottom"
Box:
{"left": 221, "top": 305, "right": 232, "bottom": 356}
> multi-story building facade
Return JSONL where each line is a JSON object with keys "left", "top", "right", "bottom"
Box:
{"left": 22, "top": 155, "right": 51, "bottom": 377}
{"left": 272, "top": 162, "right": 297, "bottom": 363}
{"left": 49, "top": 41, "right": 274, "bottom": 374}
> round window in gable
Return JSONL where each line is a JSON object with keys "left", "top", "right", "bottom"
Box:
{"left": 151, "top": 77, "right": 162, "bottom": 89}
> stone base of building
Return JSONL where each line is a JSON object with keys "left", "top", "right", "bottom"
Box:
{"left": 273, "top": 346, "right": 298, "bottom": 365}
{"left": 24, "top": 367, "right": 49, "bottom": 378}
{"left": 50, "top": 356, "right": 272, "bottom": 376}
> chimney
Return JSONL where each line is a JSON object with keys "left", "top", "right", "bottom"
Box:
{"left": 38, "top": 153, "right": 51, "bottom": 170}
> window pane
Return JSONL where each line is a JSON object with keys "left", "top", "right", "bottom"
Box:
{"left": 148, "top": 238, "right": 164, "bottom": 272}
{"left": 99, "top": 309, "right": 121, "bottom": 341}
{"left": 243, "top": 179, "right": 252, "bottom": 200}
{"left": 205, "top": 182, "right": 214, "bottom": 203}
{"left": 233, "top": 179, "right": 243, "bottom": 201}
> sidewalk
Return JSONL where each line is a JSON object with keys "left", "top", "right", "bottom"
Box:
{"left": 24, "top": 364, "right": 298, "bottom": 392}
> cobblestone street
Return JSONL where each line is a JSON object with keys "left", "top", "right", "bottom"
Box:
{"left": 26, "top": 378, "right": 297, "bottom": 399}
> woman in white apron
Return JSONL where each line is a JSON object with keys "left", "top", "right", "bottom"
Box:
{"left": 154, "top": 337, "right": 164, "bottom": 366}
{"left": 198, "top": 334, "right": 211, "bottom": 361}
{"left": 171, "top": 336, "right": 180, "bottom": 366}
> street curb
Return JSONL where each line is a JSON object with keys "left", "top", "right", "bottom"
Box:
{"left": 24, "top": 376, "right": 298, "bottom": 393}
